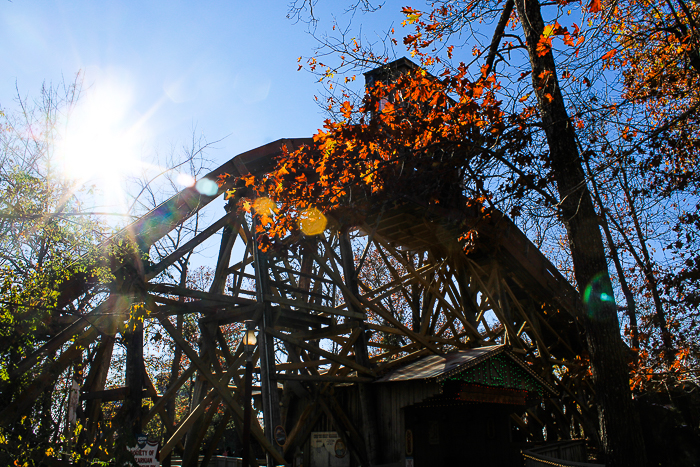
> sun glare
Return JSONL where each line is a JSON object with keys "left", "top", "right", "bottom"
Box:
{"left": 57, "top": 75, "right": 148, "bottom": 198}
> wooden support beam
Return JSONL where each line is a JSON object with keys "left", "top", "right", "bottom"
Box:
{"left": 143, "top": 365, "right": 196, "bottom": 427}
{"left": 141, "top": 364, "right": 178, "bottom": 436}
{"left": 200, "top": 304, "right": 260, "bottom": 325}
{"left": 148, "top": 283, "right": 252, "bottom": 306}
{"left": 292, "top": 323, "right": 355, "bottom": 340}
{"left": 266, "top": 328, "right": 375, "bottom": 377}
{"left": 0, "top": 325, "right": 99, "bottom": 426}
{"left": 270, "top": 265, "right": 335, "bottom": 284}
{"left": 377, "top": 237, "right": 484, "bottom": 342}
{"left": 10, "top": 297, "right": 117, "bottom": 381}
{"left": 373, "top": 348, "right": 431, "bottom": 373}
{"left": 124, "top": 319, "right": 144, "bottom": 435}
{"left": 283, "top": 400, "right": 322, "bottom": 457}
{"left": 501, "top": 278, "right": 553, "bottom": 358}
{"left": 275, "top": 374, "right": 374, "bottom": 383}
{"left": 317, "top": 396, "right": 367, "bottom": 467}
{"left": 311, "top": 250, "right": 441, "bottom": 355}
{"left": 158, "top": 317, "right": 286, "bottom": 465}
{"left": 201, "top": 409, "right": 232, "bottom": 467}
{"left": 265, "top": 295, "right": 364, "bottom": 320}
{"left": 254, "top": 247, "right": 284, "bottom": 467}
{"left": 276, "top": 360, "right": 329, "bottom": 371}
{"left": 182, "top": 395, "right": 223, "bottom": 467}
{"left": 466, "top": 260, "right": 523, "bottom": 347}
{"left": 160, "top": 389, "right": 219, "bottom": 459}
{"left": 145, "top": 210, "right": 238, "bottom": 280}
{"left": 328, "top": 394, "right": 371, "bottom": 465}
{"left": 82, "top": 330, "right": 116, "bottom": 446}
{"left": 210, "top": 209, "right": 241, "bottom": 295}
{"left": 268, "top": 280, "right": 331, "bottom": 302}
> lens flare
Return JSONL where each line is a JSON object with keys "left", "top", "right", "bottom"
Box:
{"left": 253, "top": 197, "right": 277, "bottom": 215}
{"left": 299, "top": 207, "right": 327, "bottom": 236}
{"left": 583, "top": 272, "right": 616, "bottom": 318}
{"left": 195, "top": 178, "right": 218, "bottom": 196}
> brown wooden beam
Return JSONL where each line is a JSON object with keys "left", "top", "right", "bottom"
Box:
{"left": 311, "top": 250, "right": 441, "bottom": 355}
{"left": 157, "top": 317, "right": 286, "bottom": 465}
{"left": 276, "top": 374, "right": 374, "bottom": 383}
{"left": 266, "top": 328, "right": 375, "bottom": 377}
{"left": 145, "top": 211, "right": 238, "bottom": 281}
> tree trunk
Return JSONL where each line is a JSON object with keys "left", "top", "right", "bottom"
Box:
{"left": 513, "top": 0, "right": 647, "bottom": 464}
{"left": 587, "top": 162, "right": 640, "bottom": 350}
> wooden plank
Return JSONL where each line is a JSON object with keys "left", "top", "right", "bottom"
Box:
{"left": 265, "top": 295, "right": 364, "bottom": 320}
{"left": 275, "top": 374, "right": 374, "bottom": 383}
{"left": 149, "top": 283, "right": 251, "bottom": 306}
{"left": 200, "top": 304, "right": 260, "bottom": 325}
{"left": 276, "top": 359, "right": 329, "bottom": 371}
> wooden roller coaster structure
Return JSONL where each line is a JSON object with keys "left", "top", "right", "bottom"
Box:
{"left": 1, "top": 135, "right": 600, "bottom": 466}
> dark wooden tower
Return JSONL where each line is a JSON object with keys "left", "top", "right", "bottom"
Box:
{"left": 0, "top": 65, "right": 598, "bottom": 467}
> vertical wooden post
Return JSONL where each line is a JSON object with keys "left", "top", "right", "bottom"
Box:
{"left": 82, "top": 325, "right": 116, "bottom": 448}
{"left": 210, "top": 202, "right": 239, "bottom": 296}
{"left": 339, "top": 231, "right": 379, "bottom": 466}
{"left": 242, "top": 357, "right": 255, "bottom": 467}
{"left": 255, "top": 249, "right": 283, "bottom": 467}
{"left": 125, "top": 320, "right": 144, "bottom": 438}
{"left": 182, "top": 322, "right": 216, "bottom": 467}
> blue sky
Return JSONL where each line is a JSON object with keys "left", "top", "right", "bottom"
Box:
{"left": 1, "top": 1, "right": 405, "bottom": 214}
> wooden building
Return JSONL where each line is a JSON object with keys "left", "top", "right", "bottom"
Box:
{"left": 296, "top": 345, "right": 557, "bottom": 467}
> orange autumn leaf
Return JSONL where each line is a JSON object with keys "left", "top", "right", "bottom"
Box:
{"left": 600, "top": 49, "right": 617, "bottom": 61}
{"left": 340, "top": 101, "right": 353, "bottom": 119}
{"left": 587, "top": 0, "right": 602, "bottom": 13}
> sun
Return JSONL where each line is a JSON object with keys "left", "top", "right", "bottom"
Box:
{"left": 56, "top": 74, "right": 148, "bottom": 203}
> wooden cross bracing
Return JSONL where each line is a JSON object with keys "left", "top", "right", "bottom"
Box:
{"left": 1, "top": 139, "right": 596, "bottom": 466}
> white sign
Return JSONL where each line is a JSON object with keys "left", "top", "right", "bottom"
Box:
{"left": 127, "top": 440, "right": 160, "bottom": 467}
{"left": 310, "top": 432, "right": 350, "bottom": 467}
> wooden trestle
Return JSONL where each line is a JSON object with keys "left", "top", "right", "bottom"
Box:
{"left": 1, "top": 138, "right": 598, "bottom": 466}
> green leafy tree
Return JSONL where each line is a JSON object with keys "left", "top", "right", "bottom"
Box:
{"left": 0, "top": 76, "right": 115, "bottom": 466}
